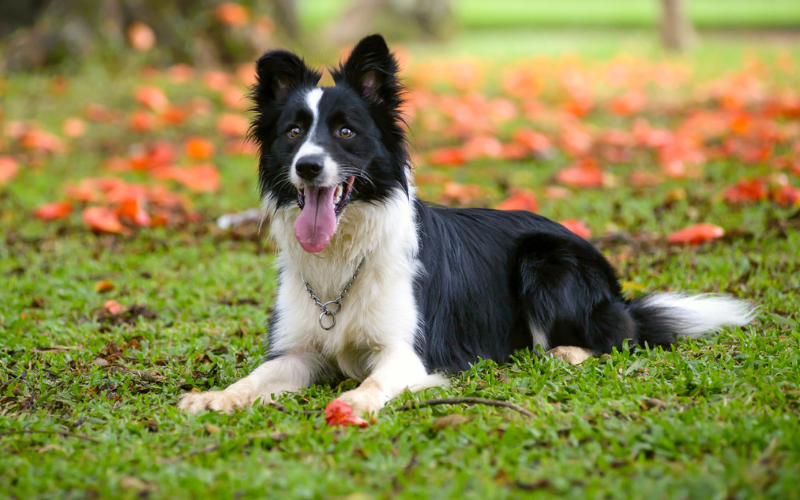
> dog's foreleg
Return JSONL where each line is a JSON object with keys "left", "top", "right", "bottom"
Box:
{"left": 178, "top": 352, "right": 323, "bottom": 414}
{"left": 336, "top": 344, "right": 448, "bottom": 417}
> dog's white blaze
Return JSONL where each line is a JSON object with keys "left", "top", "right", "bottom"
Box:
{"left": 290, "top": 88, "right": 340, "bottom": 187}
{"left": 641, "top": 293, "right": 756, "bottom": 338}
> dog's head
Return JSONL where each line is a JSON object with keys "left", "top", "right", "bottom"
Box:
{"left": 249, "top": 34, "right": 409, "bottom": 253}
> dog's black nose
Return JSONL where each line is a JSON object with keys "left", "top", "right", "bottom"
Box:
{"left": 295, "top": 156, "right": 324, "bottom": 181}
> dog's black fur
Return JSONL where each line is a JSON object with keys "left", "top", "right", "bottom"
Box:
{"left": 249, "top": 34, "right": 746, "bottom": 375}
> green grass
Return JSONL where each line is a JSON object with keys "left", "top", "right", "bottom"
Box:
{"left": 299, "top": 0, "right": 800, "bottom": 31}
{"left": 2, "top": 34, "right": 800, "bottom": 500}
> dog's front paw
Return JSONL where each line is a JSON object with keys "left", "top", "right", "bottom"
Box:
{"left": 337, "top": 389, "right": 387, "bottom": 418}
{"left": 177, "top": 389, "right": 252, "bottom": 414}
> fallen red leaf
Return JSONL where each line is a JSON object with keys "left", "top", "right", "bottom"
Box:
{"left": 555, "top": 158, "right": 604, "bottom": 188}
{"left": 117, "top": 198, "right": 151, "bottom": 227}
{"left": 185, "top": 137, "right": 215, "bottom": 160}
{"left": 33, "top": 201, "right": 73, "bottom": 221}
{"left": 496, "top": 189, "right": 538, "bottom": 212}
{"left": 215, "top": 2, "right": 249, "bottom": 26}
{"left": 104, "top": 300, "right": 125, "bottom": 315}
{"left": 771, "top": 185, "right": 800, "bottom": 207}
{"left": 513, "top": 129, "right": 551, "bottom": 155}
{"left": 428, "top": 147, "right": 465, "bottom": 167}
{"left": 216, "top": 113, "right": 250, "bottom": 137}
{"left": 667, "top": 223, "right": 725, "bottom": 245}
{"left": 127, "top": 22, "right": 155, "bottom": 52}
{"left": 722, "top": 178, "right": 768, "bottom": 204}
{"left": 442, "top": 182, "right": 481, "bottom": 205}
{"left": 560, "top": 219, "right": 592, "bottom": 239}
{"left": 203, "top": 71, "right": 230, "bottom": 92}
{"left": 135, "top": 86, "right": 169, "bottom": 111}
{"left": 158, "top": 165, "right": 221, "bottom": 193}
{"left": 82, "top": 206, "right": 129, "bottom": 234}
{"left": 129, "top": 110, "right": 157, "bottom": 132}
{"left": 324, "top": 400, "right": 369, "bottom": 428}
{"left": 0, "top": 156, "right": 19, "bottom": 184}
{"left": 62, "top": 118, "right": 86, "bottom": 138}
{"left": 19, "top": 130, "right": 64, "bottom": 153}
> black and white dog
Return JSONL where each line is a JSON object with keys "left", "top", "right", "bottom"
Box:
{"left": 179, "top": 35, "right": 754, "bottom": 416}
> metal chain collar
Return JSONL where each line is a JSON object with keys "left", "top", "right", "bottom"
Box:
{"left": 302, "top": 258, "right": 365, "bottom": 331}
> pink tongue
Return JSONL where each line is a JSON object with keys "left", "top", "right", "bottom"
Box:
{"left": 294, "top": 186, "right": 338, "bottom": 253}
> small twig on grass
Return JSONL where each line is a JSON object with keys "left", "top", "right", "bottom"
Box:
{"left": 268, "top": 401, "right": 322, "bottom": 416}
{"left": 0, "top": 429, "right": 99, "bottom": 443}
{"left": 161, "top": 444, "right": 220, "bottom": 463}
{"left": 107, "top": 366, "right": 165, "bottom": 383}
{"left": 394, "top": 397, "right": 535, "bottom": 418}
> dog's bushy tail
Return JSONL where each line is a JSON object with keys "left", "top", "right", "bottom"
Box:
{"left": 627, "top": 293, "right": 756, "bottom": 347}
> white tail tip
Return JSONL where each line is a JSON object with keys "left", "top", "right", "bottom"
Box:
{"left": 641, "top": 293, "right": 756, "bottom": 338}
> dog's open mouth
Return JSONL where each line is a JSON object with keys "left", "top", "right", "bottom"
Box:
{"left": 293, "top": 176, "right": 355, "bottom": 253}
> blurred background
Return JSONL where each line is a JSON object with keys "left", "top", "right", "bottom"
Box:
{"left": 0, "top": 0, "right": 799, "bottom": 240}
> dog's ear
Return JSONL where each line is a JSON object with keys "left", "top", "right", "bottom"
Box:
{"left": 253, "top": 50, "right": 321, "bottom": 104}
{"left": 334, "top": 34, "right": 403, "bottom": 109}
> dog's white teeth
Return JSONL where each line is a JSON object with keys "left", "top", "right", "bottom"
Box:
{"left": 334, "top": 185, "right": 343, "bottom": 205}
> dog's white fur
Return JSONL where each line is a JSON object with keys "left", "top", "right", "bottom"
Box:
{"left": 179, "top": 171, "right": 447, "bottom": 415}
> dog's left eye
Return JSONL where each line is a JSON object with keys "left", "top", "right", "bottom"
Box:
{"left": 339, "top": 127, "right": 354, "bottom": 139}
{"left": 288, "top": 127, "right": 302, "bottom": 138}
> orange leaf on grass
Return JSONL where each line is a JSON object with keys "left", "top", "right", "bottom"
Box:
{"left": 160, "top": 106, "right": 188, "bottom": 125}
{"left": 62, "top": 118, "right": 86, "bottom": 138}
{"left": 159, "top": 165, "right": 221, "bottom": 193}
{"left": 462, "top": 135, "right": 503, "bottom": 160}
{"left": 667, "top": 223, "right": 724, "bottom": 245}
{"left": 0, "top": 156, "right": 19, "bottom": 184}
{"left": 324, "top": 400, "right": 369, "bottom": 428}
{"left": 513, "top": 129, "right": 551, "bottom": 155}
{"left": 555, "top": 158, "right": 604, "bottom": 188}
{"left": 442, "top": 182, "right": 481, "bottom": 205}
{"left": 722, "top": 178, "right": 768, "bottom": 204}
{"left": 496, "top": 189, "right": 538, "bottom": 212}
{"left": 222, "top": 87, "right": 249, "bottom": 110}
{"left": 216, "top": 113, "right": 250, "bottom": 137}
{"left": 771, "top": 185, "right": 800, "bottom": 207}
{"left": 560, "top": 219, "right": 592, "bottom": 239}
{"left": 203, "top": 71, "right": 230, "bottom": 92}
{"left": 215, "top": 2, "right": 249, "bottom": 26}
{"left": 610, "top": 91, "right": 647, "bottom": 116}
{"left": 135, "top": 86, "right": 169, "bottom": 111}
{"left": 33, "top": 201, "right": 72, "bottom": 221}
{"left": 19, "top": 130, "right": 64, "bottom": 153}
{"left": 167, "top": 64, "right": 195, "bottom": 84}
{"left": 82, "top": 206, "right": 129, "bottom": 234}
{"left": 117, "top": 198, "right": 151, "bottom": 227}
{"left": 127, "top": 22, "right": 156, "bottom": 52}
{"left": 104, "top": 300, "right": 125, "bottom": 315}
{"left": 129, "top": 110, "right": 157, "bottom": 132}
{"left": 185, "top": 137, "right": 215, "bottom": 159}
{"left": 428, "top": 147, "right": 465, "bottom": 167}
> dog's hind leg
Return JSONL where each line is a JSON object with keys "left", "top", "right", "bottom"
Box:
{"left": 545, "top": 346, "right": 595, "bottom": 365}
{"left": 515, "top": 232, "right": 635, "bottom": 356}
{"left": 178, "top": 351, "right": 326, "bottom": 414}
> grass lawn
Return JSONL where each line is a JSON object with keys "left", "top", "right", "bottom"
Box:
{"left": 2, "top": 31, "right": 800, "bottom": 499}
{"left": 299, "top": 0, "right": 800, "bottom": 30}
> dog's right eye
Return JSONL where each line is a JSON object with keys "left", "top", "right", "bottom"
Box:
{"left": 288, "top": 127, "right": 302, "bottom": 138}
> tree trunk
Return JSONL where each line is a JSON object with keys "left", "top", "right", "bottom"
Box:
{"left": 660, "top": 0, "right": 694, "bottom": 52}
{"left": 268, "top": 0, "right": 299, "bottom": 41}
{"left": 324, "top": 0, "right": 453, "bottom": 47}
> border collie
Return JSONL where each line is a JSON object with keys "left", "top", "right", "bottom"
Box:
{"left": 179, "top": 35, "right": 755, "bottom": 416}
